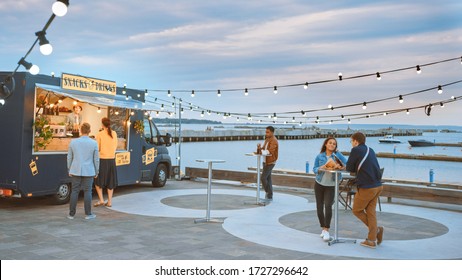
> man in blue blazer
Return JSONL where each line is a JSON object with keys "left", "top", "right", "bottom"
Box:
{"left": 67, "top": 122, "right": 100, "bottom": 220}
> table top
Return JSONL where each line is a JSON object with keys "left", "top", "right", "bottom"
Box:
{"left": 195, "top": 159, "right": 226, "bottom": 163}
{"left": 319, "top": 168, "right": 350, "bottom": 174}
{"left": 245, "top": 152, "right": 272, "bottom": 157}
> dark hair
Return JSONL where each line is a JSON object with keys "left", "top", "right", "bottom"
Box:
{"left": 80, "top": 123, "right": 91, "bottom": 134}
{"left": 101, "top": 117, "right": 113, "bottom": 138}
{"left": 73, "top": 105, "right": 82, "bottom": 111}
{"left": 266, "top": 126, "right": 275, "bottom": 133}
{"left": 351, "top": 132, "right": 366, "bottom": 144}
{"left": 320, "top": 137, "right": 338, "bottom": 153}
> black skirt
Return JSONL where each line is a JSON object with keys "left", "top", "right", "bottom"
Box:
{"left": 95, "top": 159, "right": 118, "bottom": 189}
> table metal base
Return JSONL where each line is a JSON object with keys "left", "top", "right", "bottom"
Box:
{"left": 328, "top": 238, "right": 357, "bottom": 246}
{"left": 244, "top": 198, "right": 270, "bottom": 206}
{"left": 194, "top": 218, "right": 224, "bottom": 224}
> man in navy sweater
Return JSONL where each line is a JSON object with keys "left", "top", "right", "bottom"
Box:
{"left": 346, "top": 132, "right": 384, "bottom": 249}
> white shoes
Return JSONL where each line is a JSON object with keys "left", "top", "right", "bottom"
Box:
{"left": 320, "top": 230, "right": 330, "bottom": 241}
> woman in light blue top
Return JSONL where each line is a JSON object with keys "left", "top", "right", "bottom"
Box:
{"left": 312, "top": 137, "right": 347, "bottom": 241}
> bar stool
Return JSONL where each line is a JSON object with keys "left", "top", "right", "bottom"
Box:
{"left": 345, "top": 168, "right": 384, "bottom": 211}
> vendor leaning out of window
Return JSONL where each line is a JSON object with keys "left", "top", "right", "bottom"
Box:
{"left": 67, "top": 105, "right": 83, "bottom": 132}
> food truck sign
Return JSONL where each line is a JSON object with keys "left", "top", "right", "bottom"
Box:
{"left": 61, "top": 73, "right": 116, "bottom": 95}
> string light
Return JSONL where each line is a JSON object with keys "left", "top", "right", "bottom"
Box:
{"left": 217, "top": 90, "right": 221, "bottom": 97}
{"left": 201, "top": 111, "right": 204, "bottom": 117}
{"left": 406, "top": 109, "right": 410, "bottom": 115}
{"left": 244, "top": 88, "right": 248, "bottom": 96}
{"left": 273, "top": 113, "right": 277, "bottom": 120}
{"left": 292, "top": 117, "right": 295, "bottom": 122}
{"left": 399, "top": 95, "right": 404, "bottom": 103}
{"left": 416, "top": 65, "right": 421, "bottom": 74}
{"left": 328, "top": 104, "right": 333, "bottom": 109}
{"left": 341, "top": 114, "right": 345, "bottom": 119}
{"left": 36, "top": 31, "right": 52, "bottom": 55}
{"left": 362, "top": 102, "right": 367, "bottom": 110}
{"left": 18, "top": 57, "right": 39, "bottom": 75}
{"left": 191, "top": 90, "right": 195, "bottom": 97}
{"left": 52, "top": 0, "right": 69, "bottom": 17}
{"left": 207, "top": 110, "right": 211, "bottom": 116}
{"left": 73, "top": 100, "right": 77, "bottom": 105}
{"left": 440, "top": 102, "right": 445, "bottom": 108}
{"left": 145, "top": 89, "right": 148, "bottom": 96}
{"left": 97, "top": 107, "right": 101, "bottom": 113}
{"left": 348, "top": 119, "right": 351, "bottom": 124}
{"left": 161, "top": 104, "right": 164, "bottom": 110}
{"left": 171, "top": 102, "right": 175, "bottom": 108}
{"left": 115, "top": 111, "right": 119, "bottom": 115}
{"left": 437, "top": 85, "right": 443, "bottom": 94}
{"left": 167, "top": 90, "right": 171, "bottom": 97}
{"left": 304, "top": 82, "right": 308, "bottom": 90}
{"left": 383, "top": 112, "right": 388, "bottom": 116}
{"left": 301, "top": 110, "right": 306, "bottom": 116}
{"left": 144, "top": 111, "right": 149, "bottom": 116}
{"left": 156, "top": 111, "right": 159, "bottom": 117}
{"left": 273, "top": 86, "right": 278, "bottom": 94}
{"left": 247, "top": 113, "right": 252, "bottom": 120}
{"left": 376, "top": 72, "right": 381, "bottom": 80}
{"left": 180, "top": 108, "right": 184, "bottom": 114}
{"left": 130, "top": 111, "right": 135, "bottom": 116}
{"left": 338, "top": 73, "right": 343, "bottom": 81}
{"left": 451, "top": 96, "right": 456, "bottom": 100}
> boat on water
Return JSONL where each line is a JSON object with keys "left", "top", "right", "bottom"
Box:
{"left": 408, "top": 140, "right": 435, "bottom": 147}
{"left": 379, "top": 135, "right": 401, "bottom": 144}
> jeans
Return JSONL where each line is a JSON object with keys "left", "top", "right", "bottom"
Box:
{"left": 69, "top": 176, "right": 94, "bottom": 216}
{"left": 261, "top": 163, "right": 275, "bottom": 199}
{"left": 352, "top": 186, "right": 383, "bottom": 241}
{"left": 314, "top": 181, "right": 335, "bottom": 229}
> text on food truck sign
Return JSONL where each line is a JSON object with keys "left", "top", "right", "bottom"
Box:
{"left": 61, "top": 73, "right": 116, "bottom": 95}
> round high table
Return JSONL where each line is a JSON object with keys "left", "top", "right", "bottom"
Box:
{"left": 245, "top": 152, "right": 271, "bottom": 206}
{"left": 319, "top": 168, "right": 357, "bottom": 246}
{"left": 194, "top": 159, "right": 226, "bottom": 223}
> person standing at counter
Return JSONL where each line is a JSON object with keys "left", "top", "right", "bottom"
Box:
{"left": 67, "top": 105, "right": 83, "bottom": 134}
{"left": 312, "top": 137, "right": 347, "bottom": 241}
{"left": 67, "top": 123, "right": 99, "bottom": 220}
{"left": 94, "top": 117, "right": 118, "bottom": 208}
{"left": 346, "top": 132, "right": 384, "bottom": 249}
{"left": 257, "top": 126, "right": 278, "bottom": 201}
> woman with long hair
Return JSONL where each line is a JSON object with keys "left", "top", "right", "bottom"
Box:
{"left": 94, "top": 117, "right": 118, "bottom": 207}
{"left": 312, "top": 137, "right": 347, "bottom": 241}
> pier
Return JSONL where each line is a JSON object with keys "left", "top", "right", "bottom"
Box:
{"left": 341, "top": 151, "right": 462, "bottom": 162}
{"left": 162, "top": 127, "right": 422, "bottom": 143}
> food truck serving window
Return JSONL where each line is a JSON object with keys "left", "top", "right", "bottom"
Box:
{"left": 33, "top": 86, "right": 132, "bottom": 154}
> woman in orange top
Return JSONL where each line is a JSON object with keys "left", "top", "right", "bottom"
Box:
{"left": 94, "top": 117, "right": 118, "bottom": 207}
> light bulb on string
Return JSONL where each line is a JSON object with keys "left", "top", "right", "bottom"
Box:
{"left": 171, "top": 102, "right": 175, "bottom": 108}
{"left": 406, "top": 109, "right": 410, "bottom": 115}
{"left": 156, "top": 111, "right": 159, "bottom": 117}
{"left": 144, "top": 111, "right": 149, "bottom": 116}
{"left": 301, "top": 110, "right": 306, "bottom": 116}
{"left": 348, "top": 119, "right": 351, "bottom": 124}
{"left": 376, "top": 72, "right": 381, "bottom": 80}
{"left": 191, "top": 90, "right": 195, "bottom": 97}
{"left": 338, "top": 73, "right": 343, "bottom": 81}
{"left": 437, "top": 85, "right": 443, "bottom": 94}
{"left": 341, "top": 114, "right": 345, "bottom": 119}
{"left": 328, "top": 104, "right": 333, "bottom": 109}
{"left": 440, "top": 102, "right": 445, "bottom": 108}
{"left": 130, "top": 111, "right": 135, "bottom": 116}
{"left": 383, "top": 112, "right": 388, "bottom": 116}
{"left": 207, "top": 110, "right": 211, "bottom": 116}
{"left": 145, "top": 89, "right": 148, "bottom": 96}
{"left": 304, "top": 82, "right": 308, "bottom": 90}
{"left": 267, "top": 115, "right": 271, "bottom": 119}
{"left": 200, "top": 111, "right": 204, "bottom": 117}
{"left": 451, "top": 96, "right": 456, "bottom": 100}
{"left": 273, "top": 113, "right": 277, "bottom": 120}
{"left": 36, "top": 31, "right": 52, "bottom": 55}
{"left": 161, "top": 104, "right": 164, "bottom": 110}
{"left": 236, "top": 117, "right": 240, "bottom": 122}
{"left": 180, "top": 108, "right": 184, "bottom": 114}
{"left": 247, "top": 113, "right": 252, "bottom": 120}
{"left": 52, "top": 0, "right": 69, "bottom": 17}
{"left": 362, "top": 102, "right": 367, "bottom": 110}
{"left": 416, "top": 65, "right": 421, "bottom": 74}
{"left": 329, "top": 120, "right": 333, "bottom": 124}
{"left": 73, "top": 100, "right": 77, "bottom": 105}
{"left": 18, "top": 57, "right": 39, "bottom": 75}
{"left": 273, "top": 86, "right": 278, "bottom": 94}
{"left": 148, "top": 115, "right": 152, "bottom": 120}
{"left": 244, "top": 88, "right": 248, "bottom": 96}
{"left": 115, "top": 111, "right": 119, "bottom": 115}
{"left": 97, "top": 107, "right": 101, "bottom": 113}
{"left": 299, "top": 122, "right": 302, "bottom": 126}
{"left": 167, "top": 90, "right": 171, "bottom": 97}
{"left": 399, "top": 95, "right": 404, "bottom": 103}
{"left": 217, "top": 90, "right": 221, "bottom": 97}
{"left": 292, "top": 117, "right": 295, "bottom": 122}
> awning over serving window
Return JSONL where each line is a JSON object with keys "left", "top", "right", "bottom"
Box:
{"left": 36, "top": 84, "right": 158, "bottom": 111}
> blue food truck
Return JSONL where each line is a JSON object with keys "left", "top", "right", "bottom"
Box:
{"left": 0, "top": 71, "right": 172, "bottom": 204}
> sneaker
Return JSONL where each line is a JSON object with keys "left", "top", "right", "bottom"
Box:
{"left": 67, "top": 215, "right": 74, "bottom": 220}
{"left": 85, "top": 214, "right": 96, "bottom": 220}
{"left": 360, "top": 239, "right": 376, "bottom": 249}
{"left": 377, "top": 226, "right": 384, "bottom": 245}
{"left": 320, "top": 230, "right": 326, "bottom": 238}
{"left": 323, "top": 231, "right": 330, "bottom": 241}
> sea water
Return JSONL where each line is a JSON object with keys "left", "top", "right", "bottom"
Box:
{"left": 164, "top": 124, "right": 462, "bottom": 184}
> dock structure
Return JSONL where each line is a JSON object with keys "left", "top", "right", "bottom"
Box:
{"left": 341, "top": 151, "right": 462, "bottom": 162}
{"left": 162, "top": 127, "right": 422, "bottom": 143}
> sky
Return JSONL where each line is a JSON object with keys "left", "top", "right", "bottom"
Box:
{"left": 1, "top": 0, "right": 462, "bottom": 126}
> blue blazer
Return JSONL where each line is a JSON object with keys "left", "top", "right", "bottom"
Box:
{"left": 67, "top": 136, "right": 100, "bottom": 177}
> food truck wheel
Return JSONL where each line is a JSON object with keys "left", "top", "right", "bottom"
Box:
{"left": 51, "top": 183, "right": 71, "bottom": 204}
{"left": 152, "top": 164, "right": 168, "bottom": 188}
